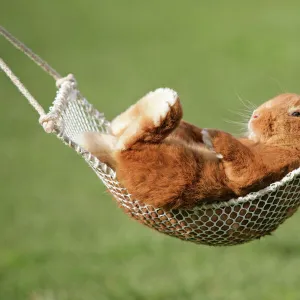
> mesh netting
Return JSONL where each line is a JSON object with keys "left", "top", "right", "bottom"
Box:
{"left": 2, "top": 25, "right": 297, "bottom": 247}
{"left": 53, "top": 84, "right": 300, "bottom": 246}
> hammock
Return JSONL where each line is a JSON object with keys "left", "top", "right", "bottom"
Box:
{"left": 1, "top": 26, "right": 300, "bottom": 246}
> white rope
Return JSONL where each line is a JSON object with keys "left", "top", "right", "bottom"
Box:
{"left": 1, "top": 26, "right": 77, "bottom": 133}
{"left": 2, "top": 27, "right": 300, "bottom": 246}
{"left": 0, "top": 57, "right": 77, "bottom": 133}
{"left": 0, "top": 58, "right": 46, "bottom": 116}
{"left": 0, "top": 26, "right": 61, "bottom": 81}
{"left": 39, "top": 75, "right": 77, "bottom": 133}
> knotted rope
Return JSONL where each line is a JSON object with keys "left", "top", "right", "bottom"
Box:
{"left": 2, "top": 25, "right": 300, "bottom": 246}
{"left": 0, "top": 26, "right": 76, "bottom": 133}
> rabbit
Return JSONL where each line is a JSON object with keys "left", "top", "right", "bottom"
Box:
{"left": 76, "top": 89, "right": 300, "bottom": 209}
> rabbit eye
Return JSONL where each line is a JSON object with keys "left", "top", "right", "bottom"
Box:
{"left": 291, "top": 111, "right": 300, "bottom": 117}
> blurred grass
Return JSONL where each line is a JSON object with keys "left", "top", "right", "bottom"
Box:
{"left": 1, "top": 0, "right": 300, "bottom": 299}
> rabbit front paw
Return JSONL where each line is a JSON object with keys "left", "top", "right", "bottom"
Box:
{"left": 201, "top": 129, "right": 224, "bottom": 159}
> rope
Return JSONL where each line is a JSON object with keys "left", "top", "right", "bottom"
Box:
{"left": 0, "top": 26, "right": 61, "bottom": 81}
{"left": 0, "top": 58, "right": 46, "bottom": 116}
{"left": 2, "top": 28, "right": 300, "bottom": 247}
{"left": 0, "top": 57, "right": 77, "bottom": 133}
{"left": 0, "top": 26, "right": 77, "bottom": 133}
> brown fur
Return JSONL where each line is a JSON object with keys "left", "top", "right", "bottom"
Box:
{"left": 79, "top": 90, "right": 300, "bottom": 209}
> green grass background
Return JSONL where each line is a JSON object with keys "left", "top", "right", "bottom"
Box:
{"left": 1, "top": 1, "right": 300, "bottom": 299}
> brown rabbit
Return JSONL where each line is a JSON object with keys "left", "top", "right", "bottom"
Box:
{"left": 77, "top": 89, "right": 300, "bottom": 209}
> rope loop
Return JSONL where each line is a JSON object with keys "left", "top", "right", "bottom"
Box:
{"left": 39, "top": 74, "right": 77, "bottom": 133}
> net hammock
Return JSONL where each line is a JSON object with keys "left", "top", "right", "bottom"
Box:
{"left": 1, "top": 27, "right": 300, "bottom": 246}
